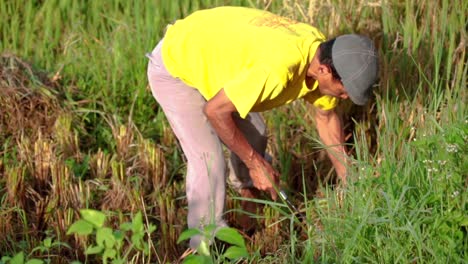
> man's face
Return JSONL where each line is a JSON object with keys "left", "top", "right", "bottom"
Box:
{"left": 307, "top": 51, "right": 349, "bottom": 100}
{"left": 317, "top": 76, "right": 349, "bottom": 99}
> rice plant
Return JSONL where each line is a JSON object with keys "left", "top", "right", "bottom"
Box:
{"left": 0, "top": 0, "right": 466, "bottom": 263}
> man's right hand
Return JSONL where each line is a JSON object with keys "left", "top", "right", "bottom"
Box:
{"left": 246, "top": 152, "right": 280, "bottom": 200}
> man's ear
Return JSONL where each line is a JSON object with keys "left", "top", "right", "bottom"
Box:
{"left": 317, "top": 64, "right": 331, "bottom": 75}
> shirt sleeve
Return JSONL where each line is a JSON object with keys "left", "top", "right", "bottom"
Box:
{"left": 223, "top": 66, "right": 271, "bottom": 118}
{"left": 303, "top": 89, "right": 339, "bottom": 111}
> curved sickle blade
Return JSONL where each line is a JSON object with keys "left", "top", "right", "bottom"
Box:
{"left": 279, "top": 189, "right": 306, "bottom": 221}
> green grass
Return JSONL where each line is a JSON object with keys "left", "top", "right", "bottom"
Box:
{"left": 0, "top": 0, "right": 466, "bottom": 263}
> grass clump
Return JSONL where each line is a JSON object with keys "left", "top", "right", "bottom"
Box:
{"left": 0, "top": 0, "right": 466, "bottom": 263}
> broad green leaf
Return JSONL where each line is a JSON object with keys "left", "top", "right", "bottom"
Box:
{"left": 177, "top": 228, "right": 202, "bottom": 244}
{"left": 131, "top": 212, "right": 143, "bottom": 233}
{"left": 80, "top": 209, "right": 106, "bottom": 228}
{"left": 120, "top": 222, "right": 132, "bottom": 231}
{"left": 197, "top": 240, "right": 210, "bottom": 257}
{"left": 113, "top": 230, "right": 125, "bottom": 241}
{"left": 215, "top": 227, "right": 245, "bottom": 248}
{"left": 51, "top": 241, "right": 72, "bottom": 249}
{"left": 43, "top": 238, "right": 52, "bottom": 248}
{"left": 111, "top": 259, "right": 126, "bottom": 264}
{"left": 85, "top": 245, "right": 104, "bottom": 255}
{"left": 183, "top": 255, "right": 212, "bottom": 264}
{"left": 148, "top": 224, "right": 157, "bottom": 233}
{"left": 1, "top": 256, "right": 12, "bottom": 262}
{"left": 96, "top": 227, "right": 115, "bottom": 248}
{"left": 461, "top": 216, "right": 468, "bottom": 227}
{"left": 103, "top": 248, "right": 117, "bottom": 260}
{"left": 70, "top": 261, "right": 83, "bottom": 264}
{"left": 204, "top": 224, "right": 217, "bottom": 235}
{"left": 67, "top": 220, "right": 93, "bottom": 235}
{"left": 131, "top": 233, "right": 143, "bottom": 250}
{"left": 10, "top": 252, "right": 24, "bottom": 264}
{"left": 25, "top": 260, "right": 44, "bottom": 264}
{"left": 223, "top": 246, "right": 249, "bottom": 260}
{"left": 143, "top": 243, "right": 150, "bottom": 255}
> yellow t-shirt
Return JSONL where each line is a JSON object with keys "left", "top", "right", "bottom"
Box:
{"left": 162, "top": 6, "right": 338, "bottom": 118}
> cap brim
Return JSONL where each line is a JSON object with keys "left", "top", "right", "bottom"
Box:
{"left": 343, "top": 80, "right": 371, "bottom": 105}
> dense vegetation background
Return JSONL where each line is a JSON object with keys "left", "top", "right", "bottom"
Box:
{"left": 0, "top": 0, "right": 466, "bottom": 263}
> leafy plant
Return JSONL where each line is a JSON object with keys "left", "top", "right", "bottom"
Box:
{"left": 1, "top": 252, "right": 43, "bottom": 264}
{"left": 1, "top": 236, "right": 70, "bottom": 264}
{"left": 177, "top": 225, "right": 249, "bottom": 264}
{"left": 67, "top": 209, "right": 156, "bottom": 264}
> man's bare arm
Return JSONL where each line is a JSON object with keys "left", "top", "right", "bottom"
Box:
{"left": 314, "top": 107, "right": 348, "bottom": 184}
{"left": 203, "top": 89, "right": 253, "bottom": 164}
{"left": 204, "top": 89, "right": 279, "bottom": 199}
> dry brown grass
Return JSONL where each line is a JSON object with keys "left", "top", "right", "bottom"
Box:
{"left": 0, "top": 53, "right": 183, "bottom": 261}
{"left": 0, "top": 54, "right": 64, "bottom": 142}
{"left": 0, "top": 54, "right": 80, "bottom": 259}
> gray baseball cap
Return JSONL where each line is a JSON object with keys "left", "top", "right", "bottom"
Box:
{"left": 332, "top": 34, "right": 379, "bottom": 105}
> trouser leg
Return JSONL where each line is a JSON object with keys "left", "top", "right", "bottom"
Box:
{"left": 147, "top": 40, "right": 226, "bottom": 249}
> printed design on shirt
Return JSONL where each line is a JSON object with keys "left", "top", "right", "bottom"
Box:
{"left": 249, "top": 13, "right": 298, "bottom": 33}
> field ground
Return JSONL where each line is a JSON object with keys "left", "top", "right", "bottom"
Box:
{"left": 0, "top": 0, "right": 466, "bottom": 263}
